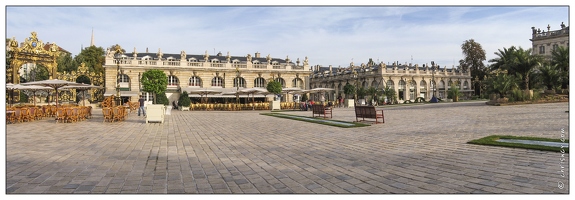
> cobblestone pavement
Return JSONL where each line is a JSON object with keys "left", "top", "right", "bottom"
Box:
{"left": 5, "top": 101, "right": 569, "bottom": 194}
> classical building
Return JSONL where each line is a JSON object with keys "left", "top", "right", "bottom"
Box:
{"left": 530, "top": 22, "right": 569, "bottom": 59}
{"left": 103, "top": 48, "right": 312, "bottom": 104}
{"left": 309, "top": 59, "right": 473, "bottom": 103}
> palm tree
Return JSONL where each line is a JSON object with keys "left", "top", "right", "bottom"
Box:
{"left": 486, "top": 73, "right": 518, "bottom": 98}
{"left": 551, "top": 46, "right": 569, "bottom": 89}
{"left": 488, "top": 46, "right": 517, "bottom": 73}
{"left": 508, "top": 47, "right": 543, "bottom": 90}
{"left": 538, "top": 63, "right": 561, "bottom": 91}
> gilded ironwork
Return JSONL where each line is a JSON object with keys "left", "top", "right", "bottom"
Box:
{"left": 57, "top": 62, "right": 105, "bottom": 102}
{"left": 7, "top": 32, "right": 61, "bottom": 83}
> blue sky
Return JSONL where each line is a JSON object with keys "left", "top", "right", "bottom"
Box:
{"left": 4, "top": 3, "right": 570, "bottom": 70}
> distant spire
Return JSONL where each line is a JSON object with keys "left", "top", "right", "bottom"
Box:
{"left": 90, "top": 28, "right": 95, "bottom": 47}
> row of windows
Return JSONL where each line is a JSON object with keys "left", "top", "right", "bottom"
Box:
{"left": 314, "top": 79, "right": 470, "bottom": 90}
{"left": 117, "top": 74, "right": 304, "bottom": 88}
{"left": 538, "top": 44, "right": 562, "bottom": 54}
{"left": 137, "top": 56, "right": 282, "bottom": 65}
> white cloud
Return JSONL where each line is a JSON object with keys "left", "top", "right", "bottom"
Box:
{"left": 5, "top": 6, "right": 570, "bottom": 69}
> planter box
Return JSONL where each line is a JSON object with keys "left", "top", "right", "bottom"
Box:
{"left": 270, "top": 100, "right": 281, "bottom": 110}
{"left": 180, "top": 106, "right": 190, "bottom": 111}
{"left": 344, "top": 99, "right": 354, "bottom": 108}
{"left": 146, "top": 104, "right": 165, "bottom": 123}
{"left": 165, "top": 106, "right": 172, "bottom": 115}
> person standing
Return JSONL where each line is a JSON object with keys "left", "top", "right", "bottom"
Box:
{"left": 338, "top": 95, "right": 343, "bottom": 108}
{"left": 138, "top": 96, "right": 146, "bottom": 116}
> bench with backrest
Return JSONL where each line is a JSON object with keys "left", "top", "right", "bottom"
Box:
{"left": 354, "top": 105, "right": 384, "bottom": 124}
{"left": 312, "top": 104, "right": 332, "bottom": 118}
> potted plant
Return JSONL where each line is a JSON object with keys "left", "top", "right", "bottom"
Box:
{"left": 178, "top": 91, "right": 191, "bottom": 111}
{"left": 266, "top": 80, "right": 283, "bottom": 110}
{"left": 447, "top": 85, "right": 462, "bottom": 102}
{"left": 343, "top": 83, "right": 355, "bottom": 107}
{"left": 141, "top": 69, "right": 169, "bottom": 115}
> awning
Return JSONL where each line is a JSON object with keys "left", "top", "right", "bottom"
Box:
{"left": 104, "top": 90, "right": 140, "bottom": 97}
{"left": 188, "top": 94, "right": 267, "bottom": 98}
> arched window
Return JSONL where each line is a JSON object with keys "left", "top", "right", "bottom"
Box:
{"left": 448, "top": 80, "right": 453, "bottom": 89}
{"left": 386, "top": 80, "right": 394, "bottom": 90}
{"left": 292, "top": 78, "right": 304, "bottom": 89}
{"left": 118, "top": 74, "right": 130, "bottom": 90}
{"left": 553, "top": 44, "right": 559, "bottom": 51}
{"left": 420, "top": 80, "right": 427, "bottom": 91}
{"left": 398, "top": 80, "right": 406, "bottom": 90}
{"left": 234, "top": 77, "right": 246, "bottom": 88}
{"left": 254, "top": 77, "right": 266, "bottom": 88}
{"left": 371, "top": 80, "right": 378, "bottom": 88}
{"left": 212, "top": 77, "right": 223, "bottom": 87}
{"left": 539, "top": 45, "right": 545, "bottom": 54}
{"left": 189, "top": 76, "right": 201, "bottom": 87}
{"left": 167, "top": 75, "right": 179, "bottom": 86}
{"left": 464, "top": 81, "right": 469, "bottom": 89}
{"left": 439, "top": 80, "right": 445, "bottom": 89}
{"left": 275, "top": 78, "right": 285, "bottom": 88}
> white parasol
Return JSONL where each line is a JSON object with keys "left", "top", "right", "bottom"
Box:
{"left": 21, "top": 79, "right": 85, "bottom": 106}
{"left": 61, "top": 84, "right": 104, "bottom": 106}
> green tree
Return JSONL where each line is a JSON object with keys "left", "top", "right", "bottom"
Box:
{"left": 550, "top": 46, "right": 569, "bottom": 89}
{"left": 507, "top": 47, "right": 542, "bottom": 90}
{"left": 343, "top": 83, "right": 355, "bottom": 99}
{"left": 486, "top": 73, "right": 518, "bottom": 98}
{"left": 76, "top": 75, "right": 91, "bottom": 85}
{"left": 29, "top": 64, "right": 50, "bottom": 82}
{"left": 357, "top": 87, "right": 367, "bottom": 99}
{"left": 300, "top": 93, "right": 308, "bottom": 102}
{"left": 266, "top": 81, "right": 283, "bottom": 101}
{"left": 141, "top": 69, "right": 168, "bottom": 104}
{"left": 74, "top": 45, "right": 106, "bottom": 74}
{"left": 489, "top": 46, "right": 542, "bottom": 90}
{"left": 178, "top": 91, "right": 191, "bottom": 107}
{"left": 383, "top": 85, "right": 397, "bottom": 104}
{"left": 366, "top": 86, "right": 377, "bottom": 103}
{"left": 538, "top": 63, "right": 562, "bottom": 90}
{"left": 156, "top": 92, "right": 169, "bottom": 106}
{"left": 447, "top": 84, "right": 462, "bottom": 101}
{"left": 489, "top": 46, "right": 517, "bottom": 74}
{"left": 459, "top": 39, "right": 487, "bottom": 95}
{"left": 57, "top": 52, "right": 77, "bottom": 73}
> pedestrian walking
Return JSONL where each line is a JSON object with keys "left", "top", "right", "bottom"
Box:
{"left": 138, "top": 96, "right": 146, "bottom": 116}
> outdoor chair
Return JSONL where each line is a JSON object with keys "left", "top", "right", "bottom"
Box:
{"left": 55, "top": 107, "right": 66, "bottom": 123}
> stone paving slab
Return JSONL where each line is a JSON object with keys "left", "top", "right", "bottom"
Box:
{"left": 5, "top": 101, "right": 569, "bottom": 194}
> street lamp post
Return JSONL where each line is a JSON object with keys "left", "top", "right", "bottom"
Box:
{"left": 235, "top": 67, "right": 240, "bottom": 104}
{"left": 114, "top": 44, "right": 124, "bottom": 106}
{"left": 353, "top": 71, "right": 358, "bottom": 105}
{"left": 430, "top": 61, "right": 438, "bottom": 103}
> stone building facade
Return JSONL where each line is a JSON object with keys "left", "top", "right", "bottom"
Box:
{"left": 530, "top": 22, "right": 569, "bottom": 59}
{"left": 103, "top": 48, "right": 311, "bottom": 104}
{"left": 309, "top": 59, "right": 473, "bottom": 103}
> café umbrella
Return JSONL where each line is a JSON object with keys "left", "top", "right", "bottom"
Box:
{"left": 239, "top": 87, "right": 268, "bottom": 110}
{"left": 16, "top": 84, "right": 54, "bottom": 106}
{"left": 60, "top": 84, "right": 104, "bottom": 106}
{"left": 186, "top": 88, "right": 221, "bottom": 104}
{"left": 21, "top": 79, "right": 85, "bottom": 106}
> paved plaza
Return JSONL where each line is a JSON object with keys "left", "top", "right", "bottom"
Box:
{"left": 5, "top": 101, "right": 570, "bottom": 194}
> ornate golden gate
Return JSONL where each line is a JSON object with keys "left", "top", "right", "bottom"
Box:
{"left": 57, "top": 63, "right": 105, "bottom": 102}
{"left": 7, "top": 31, "right": 105, "bottom": 103}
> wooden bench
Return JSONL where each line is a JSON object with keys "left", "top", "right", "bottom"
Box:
{"left": 312, "top": 104, "right": 332, "bottom": 118}
{"left": 354, "top": 105, "right": 384, "bottom": 124}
